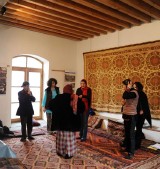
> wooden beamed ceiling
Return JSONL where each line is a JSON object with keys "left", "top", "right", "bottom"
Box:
{"left": 0, "top": 0, "right": 160, "bottom": 41}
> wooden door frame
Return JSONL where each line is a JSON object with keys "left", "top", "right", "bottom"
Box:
{"left": 11, "top": 59, "right": 43, "bottom": 122}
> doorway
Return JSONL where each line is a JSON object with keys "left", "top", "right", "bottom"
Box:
{"left": 11, "top": 56, "right": 43, "bottom": 122}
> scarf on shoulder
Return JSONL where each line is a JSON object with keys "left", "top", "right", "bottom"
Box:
{"left": 70, "top": 94, "right": 78, "bottom": 114}
{"left": 81, "top": 87, "right": 89, "bottom": 111}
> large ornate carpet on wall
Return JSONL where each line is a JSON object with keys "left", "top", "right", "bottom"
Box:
{"left": 84, "top": 41, "right": 160, "bottom": 119}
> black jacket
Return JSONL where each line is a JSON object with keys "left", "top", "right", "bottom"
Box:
{"left": 16, "top": 90, "right": 36, "bottom": 116}
{"left": 137, "top": 91, "right": 152, "bottom": 127}
{"left": 49, "top": 93, "right": 81, "bottom": 131}
{"left": 45, "top": 87, "right": 59, "bottom": 109}
{"left": 76, "top": 87, "right": 92, "bottom": 108}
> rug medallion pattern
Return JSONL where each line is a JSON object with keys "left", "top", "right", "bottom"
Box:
{"left": 2, "top": 131, "right": 158, "bottom": 169}
{"left": 84, "top": 41, "right": 160, "bottom": 119}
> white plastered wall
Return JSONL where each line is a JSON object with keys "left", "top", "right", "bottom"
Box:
{"left": 75, "top": 20, "right": 160, "bottom": 89}
{"left": 0, "top": 24, "right": 76, "bottom": 126}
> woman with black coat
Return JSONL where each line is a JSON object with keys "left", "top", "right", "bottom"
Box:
{"left": 133, "top": 82, "right": 152, "bottom": 149}
{"left": 49, "top": 84, "right": 81, "bottom": 159}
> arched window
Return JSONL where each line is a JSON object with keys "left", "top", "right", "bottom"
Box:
{"left": 11, "top": 56, "right": 43, "bottom": 121}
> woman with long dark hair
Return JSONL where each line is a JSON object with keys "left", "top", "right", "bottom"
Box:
{"left": 42, "top": 78, "right": 59, "bottom": 133}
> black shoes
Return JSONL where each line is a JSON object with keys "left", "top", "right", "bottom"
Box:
{"left": 120, "top": 142, "right": 126, "bottom": 148}
{"left": 57, "top": 153, "right": 63, "bottom": 157}
{"left": 64, "top": 154, "right": 73, "bottom": 159}
{"left": 20, "top": 135, "right": 35, "bottom": 141}
{"left": 57, "top": 153, "right": 73, "bottom": 159}
{"left": 80, "top": 138, "right": 86, "bottom": 142}
{"left": 28, "top": 136, "right": 35, "bottom": 140}
{"left": 125, "top": 153, "right": 134, "bottom": 159}
{"left": 20, "top": 138, "right": 26, "bottom": 142}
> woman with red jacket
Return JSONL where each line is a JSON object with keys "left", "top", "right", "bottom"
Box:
{"left": 76, "top": 79, "right": 92, "bottom": 142}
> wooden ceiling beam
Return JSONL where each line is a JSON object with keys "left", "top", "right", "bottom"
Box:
{"left": 71, "top": 0, "right": 141, "bottom": 26}
{"left": 4, "top": 13, "right": 93, "bottom": 39}
{"left": 6, "top": 8, "right": 95, "bottom": 37}
{"left": 95, "top": 0, "right": 151, "bottom": 23}
{"left": 1, "top": 0, "right": 159, "bottom": 41}
{"left": 19, "top": 0, "right": 119, "bottom": 32}
{"left": 120, "top": 0, "right": 160, "bottom": 19}
{"left": 0, "top": 18, "right": 82, "bottom": 41}
{"left": 142, "top": 0, "right": 160, "bottom": 11}
{"left": 45, "top": 0, "right": 130, "bottom": 28}
{"left": 0, "top": 16, "right": 87, "bottom": 40}
{"left": 20, "top": 0, "right": 122, "bottom": 30}
{"left": 6, "top": 3, "right": 108, "bottom": 35}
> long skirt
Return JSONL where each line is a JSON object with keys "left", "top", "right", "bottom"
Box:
{"left": 56, "top": 131, "right": 76, "bottom": 157}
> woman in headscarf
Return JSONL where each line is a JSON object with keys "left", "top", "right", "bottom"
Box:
{"left": 49, "top": 84, "right": 81, "bottom": 159}
{"left": 133, "top": 82, "right": 152, "bottom": 149}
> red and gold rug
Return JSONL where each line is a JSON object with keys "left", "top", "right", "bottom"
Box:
{"left": 84, "top": 40, "right": 160, "bottom": 119}
{"left": 2, "top": 129, "right": 159, "bottom": 169}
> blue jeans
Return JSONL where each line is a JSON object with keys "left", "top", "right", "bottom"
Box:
{"left": 80, "top": 110, "right": 89, "bottom": 139}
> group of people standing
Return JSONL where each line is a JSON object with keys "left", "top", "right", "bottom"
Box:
{"left": 16, "top": 78, "right": 92, "bottom": 159}
{"left": 121, "top": 79, "right": 151, "bottom": 159}
{"left": 16, "top": 77, "right": 151, "bottom": 160}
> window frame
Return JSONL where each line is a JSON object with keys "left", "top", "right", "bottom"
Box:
{"left": 11, "top": 56, "right": 43, "bottom": 122}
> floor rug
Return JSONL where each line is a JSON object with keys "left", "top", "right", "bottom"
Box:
{"left": 87, "top": 128, "right": 160, "bottom": 155}
{"left": 77, "top": 131, "right": 158, "bottom": 166}
{"left": 123, "top": 154, "right": 160, "bottom": 169}
{"left": 12, "top": 127, "right": 46, "bottom": 138}
{"left": 2, "top": 129, "right": 160, "bottom": 169}
{"left": 3, "top": 135, "right": 117, "bottom": 169}
{"left": 0, "top": 158, "right": 26, "bottom": 169}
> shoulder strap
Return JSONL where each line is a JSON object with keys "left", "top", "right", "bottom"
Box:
{"left": 55, "top": 87, "right": 59, "bottom": 95}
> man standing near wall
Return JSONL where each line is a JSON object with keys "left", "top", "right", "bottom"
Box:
{"left": 16, "top": 81, "right": 36, "bottom": 142}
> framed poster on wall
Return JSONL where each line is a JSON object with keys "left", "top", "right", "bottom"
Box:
{"left": 0, "top": 67, "right": 7, "bottom": 94}
{"left": 64, "top": 71, "right": 76, "bottom": 91}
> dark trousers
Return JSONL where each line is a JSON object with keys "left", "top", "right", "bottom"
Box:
{"left": 46, "top": 113, "right": 52, "bottom": 132}
{"left": 123, "top": 115, "right": 137, "bottom": 154}
{"left": 135, "top": 114, "right": 145, "bottom": 148}
{"left": 20, "top": 115, "right": 33, "bottom": 139}
{"left": 80, "top": 110, "right": 89, "bottom": 139}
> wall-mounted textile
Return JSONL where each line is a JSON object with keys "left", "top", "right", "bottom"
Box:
{"left": 84, "top": 41, "right": 160, "bottom": 119}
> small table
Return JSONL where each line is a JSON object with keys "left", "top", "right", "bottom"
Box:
{"left": 0, "top": 140, "right": 16, "bottom": 158}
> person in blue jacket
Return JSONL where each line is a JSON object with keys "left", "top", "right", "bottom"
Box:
{"left": 42, "top": 78, "right": 59, "bottom": 133}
